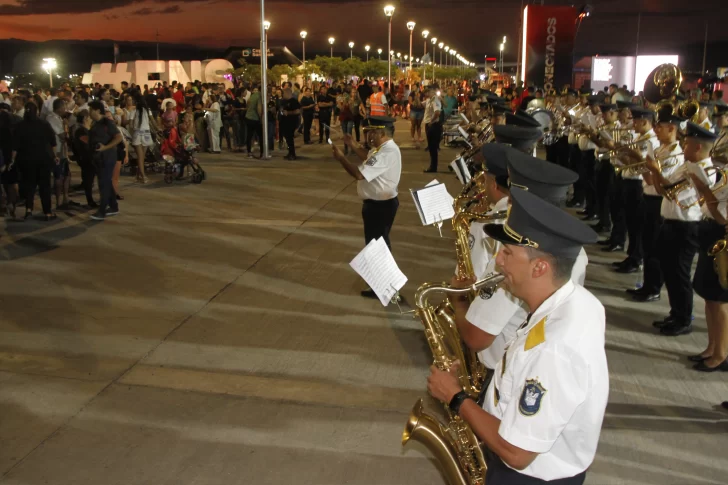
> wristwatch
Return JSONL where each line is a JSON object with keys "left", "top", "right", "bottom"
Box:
{"left": 448, "top": 390, "right": 471, "bottom": 415}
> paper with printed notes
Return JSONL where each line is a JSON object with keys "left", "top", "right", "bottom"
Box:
{"left": 410, "top": 182, "right": 456, "bottom": 226}
{"left": 349, "top": 237, "right": 408, "bottom": 306}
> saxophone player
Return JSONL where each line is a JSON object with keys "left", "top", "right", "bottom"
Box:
{"left": 650, "top": 118, "right": 715, "bottom": 336}
{"left": 428, "top": 187, "right": 606, "bottom": 485}
{"left": 450, "top": 150, "right": 587, "bottom": 378}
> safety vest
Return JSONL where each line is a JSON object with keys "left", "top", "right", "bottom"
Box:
{"left": 370, "top": 92, "right": 386, "bottom": 117}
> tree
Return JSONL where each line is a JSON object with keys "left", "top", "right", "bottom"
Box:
{"left": 311, "top": 56, "right": 345, "bottom": 81}
{"left": 342, "top": 57, "right": 364, "bottom": 78}
{"left": 270, "top": 64, "right": 295, "bottom": 84}
{"left": 361, "top": 59, "right": 392, "bottom": 80}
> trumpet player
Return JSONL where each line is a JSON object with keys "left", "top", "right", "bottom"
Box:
{"left": 697, "top": 101, "right": 714, "bottom": 132}
{"left": 593, "top": 103, "right": 621, "bottom": 235}
{"left": 686, "top": 125, "right": 728, "bottom": 371}
{"left": 428, "top": 188, "right": 605, "bottom": 485}
{"left": 565, "top": 88, "right": 590, "bottom": 209}
{"left": 648, "top": 116, "right": 710, "bottom": 335}
{"left": 576, "top": 95, "right": 605, "bottom": 223}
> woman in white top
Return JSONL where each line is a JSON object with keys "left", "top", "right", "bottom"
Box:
{"left": 205, "top": 94, "right": 222, "bottom": 154}
{"left": 126, "top": 95, "right": 157, "bottom": 183}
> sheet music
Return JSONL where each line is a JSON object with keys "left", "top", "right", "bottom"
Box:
{"left": 349, "top": 237, "right": 408, "bottom": 306}
{"left": 450, "top": 157, "right": 471, "bottom": 185}
{"left": 460, "top": 113, "right": 469, "bottom": 124}
{"left": 458, "top": 126, "right": 471, "bottom": 142}
{"left": 425, "top": 179, "right": 440, "bottom": 187}
{"left": 412, "top": 183, "right": 456, "bottom": 225}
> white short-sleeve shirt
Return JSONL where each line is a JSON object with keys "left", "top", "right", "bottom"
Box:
{"left": 357, "top": 139, "right": 401, "bottom": 201}
{"left": 661, "top": 157, "right": 715, "bottom": 221}
{"left": 482, "top": 281, "right": 609, "bottom": 481}
{"left": 643, "top": 139, "right": 681, "bottom": 196}
{"left": 469, "top": 247, "right": 588, "bottom": 369}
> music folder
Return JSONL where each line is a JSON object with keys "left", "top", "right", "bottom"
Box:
{"left": 410, "top": 182, "right": 456, "bottom": 226}
{"left": 349, "top": 237, "right": 408, "bottom": 306}
{"left": 450, "top": 157, "right": 472, "bottom": 185}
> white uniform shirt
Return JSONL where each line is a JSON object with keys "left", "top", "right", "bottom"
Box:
{"left": 661, "top": 157, "right": 715, "bottom": 221}
{"left": 567, "top": 105, "right": 587, "bottom": 145}
{"left": 577, "top": 110, "right": 600, "bottom": 151}
{"left": 469, "top": 248, "right": 588, "bottom": 369}
{"left": 643, "top": 137, "right": 679, "bottom": 196}
{"left": 423, "top": 96, "right": 442, "bottom": 125}
{"left": 618, "top": 129, "right": 647, "bottom": 181}
{"left": 701, "top": 178, "right": 728, "bottom": 221}
{"left": 357, "top": 139, "right": 401, "bottom": 201}
{"left": 465, "top": 197, "right": 510, "bottom": 280}
{"left": 482, "top": 280, "right": 609, "bottom": 481}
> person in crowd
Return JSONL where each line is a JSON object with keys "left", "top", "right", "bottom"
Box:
{"left": 162, "top": 100, "right": 178, "bottom": 129}
{"left": 193, "top": 102, "right": 208, "bottom": 152}
{"left": 443, "top": 87, "right": 458, "bottom": 119}
{"left": 423, "top": 85, "right": 443, "bottom": 173}
{"left": 317, "top": 85, "right": 335, "bottom": 144}
{"left": 10, "top": 102, "right": 57, "bottom": 220}
{"left": 245, "top": 85, "right": 264, "bottom": 158}
{"left": 46, "top": 97, "right": 75, "bottom": 210}
{"left": 128, "top": 95, "right": 157, "bottom": 184}
{"left": 338, "top": 89, "right": 356, "bottom": 155}
{"left": 205, "top": 94, "right": 222, "bottom": 154}
{"left": 0, "top": 104, "right": 19, "bottom": 219}
{"left": 350, "top": 88, "right": 363, "bottom": 143}
{"left": 300, "top": 87, "right": 316, "bottom": 145}
{"left": 409, "top": 87, "right": 425, "bottom": 145}
{"left": 88, "top": 101, "right": 122, "bottom": 221}
{"left": 231, "top": 88, "right": 247, "bottom": 153}
{"left": 279, "top": 87, "right": 301, "bottom": 160}
{"left": 173, "top": 84, "right": 185, "bottom": 114}
{"left": 71, "top": 112, "right": 97, "bottom": 208}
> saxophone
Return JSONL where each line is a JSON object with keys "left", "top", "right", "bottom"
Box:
{"left": 402, "top": 273, "right": 505, "bottom": 485}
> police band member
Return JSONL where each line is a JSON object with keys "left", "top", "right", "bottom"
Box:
{"left": 428, "top": 187, "right": 606, "bottom": 485}
{"left": 624, "top": 108, "right": 663, "bottom": 296}
{"left": 687, "top": 124, "right": 728, "bottom": 371}
{"left": 452, "top": 148, "right": 587, "bottom": 374}
{"left": 565, "top": 88, "right": 591, "bottom": 208}
{"left": 697, "top": 101, "right": 714, "bottom": 132}
{"left": 592, "top": 103, "right": 620, "bottom": 235}
{"left": 493, "top": 125, "right": 542, "bottom": 154}
{"left": 577, "top": 95, "right": 604, "bottom": 223}
{"left": 423, "top": 85, "right": 443, "bottom": 173}
{"left": 331, "top": 116, "right": 401, "bottom": 298}
{"left": 713, "top": 103, "right": 728, "bottom": 138}
{"left": 649, "top": 119, "right": 715, "bottom": 335}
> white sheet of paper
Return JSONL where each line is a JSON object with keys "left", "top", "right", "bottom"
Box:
{"left": 460, "top": 113, "right": 469, "bottom": 123}
{"left": 426, "top": 179, "right": 440, "bottom": 187}
{"left": 414, "top": 183, "right": 456, "bottom": 225}
{"left": 458, "top": 126, "right": 470, "bottom": 140}
{"left": 450, "top": 157, "right": 471, "bottom": 185}
{"left": 349, "top": 237, "right": 408, "bottom": 306}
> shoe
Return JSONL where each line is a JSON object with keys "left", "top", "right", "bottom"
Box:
{"left": 660, "top": 323, "right": 693, "bottom": 336}
{"left": 360, "top": 289, "right": 377, "bottom": 299}
{"left": 633, "top": 292, "right": 660, "bottom": 302}
{"left": 653, "top": 316, "right": 676, "bottom": 328}
{"left": 615, "top": 264, "right": 639, "bottom": 274}
{"left": 582, "top": 214, "right": 599, "bottom": 221}
{"left": 597, "top": 238, "right": 613, "bottom": 246}
{"left": 687, "top": 354, "right": 709, "bottom": 363}
{"left": 602, "top": 244, "right": 624, "bottom": 253}
{"left": 24, "top": 211, "right": 32, "bottom": 220}
{"left": 423, "top": 168, "right": 437, "bottom": 173}
{"left": 576, "top": 209, "right": 589, "bottom": 215}
{"left": 116, "top": 194, "right": 124, "bottom": 201}
{"left": 613, "top": 258, "right": 630, "bottom": 268}
{"left": 106, "top": 210, "right": 119, "bottom": 217}
{"left": 68, "top": 200, "right": 82, "bottom": 207}
{"left": 87, "top": 201, "right": 99, "bottom": 209}
{"left": 89, "top": 212, "right": 106, "bottom": 221}
{"left": 43, "top": 214, "right": 57, "bottom": 221}
{"left": 625, "top": 287, "right": 644, "bottom": 295}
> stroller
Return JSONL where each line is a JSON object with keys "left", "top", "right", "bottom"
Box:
{"left": 161, "top": 127, "right": 206, "bottom": 184}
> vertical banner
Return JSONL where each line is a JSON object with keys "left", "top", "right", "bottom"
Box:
{"left": 521, "top": 5, "right": 576, "bottom": 91}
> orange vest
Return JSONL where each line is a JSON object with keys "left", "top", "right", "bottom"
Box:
{"left": 369, "top": 92, "right": 386, "bottom": 117}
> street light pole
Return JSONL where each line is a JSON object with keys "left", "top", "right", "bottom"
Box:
{"left": 329, "top": 37, "right": 335, "bottom": 58}
{"left": 260, "top": 11, "right": 269, "bottom": 159}
{"left": 365, "top": 45, "right": 370, "bottom": 62}
{"left": 384, "top": 5, "right": 395, "bottom": 92}
{"left": 431, "top": 38, "right": 437, "bottom": 83}
{"left": 377, "top": 48, "right": 382, "bottom": 60}
{"left": 439, "top": 43, "right": 443, "bottom": 66}
{"left": 422, "top": 30, "right": 429, "bottom": 82}
{"left": 349, "top": 42, "right": 354, "bottom": 59}
{"left": 300, "top": 31, "right": 307, "bottom": 66}
{"left": 407, "top": 21, "right": 415, "bottom": 74}
{"left": 500, "top": 42, "right": 504, "bottom": 75}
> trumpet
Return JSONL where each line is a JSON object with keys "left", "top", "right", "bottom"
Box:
{"left": 614, "top": 142, "right": 682, "bottom": 176}
{"left": 663, "top": 166, "right": 727, "bottom": 210}
{"left": 607, "top": 134, "right": 659, "bottom": 160}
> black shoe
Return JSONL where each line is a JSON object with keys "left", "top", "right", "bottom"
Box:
{"left": 576, "top": 209, "right": 589, "bottom": 215}
{"left": 653, "top": 316, "right": 676, "bottom": 328}
{"left": 582, "top": 214, "right": 599, "bottom": 221}
{"left": 87, "top": 201, "right": 99, "bottom": 209}
{"left": 602, "top": 244, "right": 624, "bottom": 253}
{"left": 660, "top": 323, "right": 693, "bottom": 336}
{"left": 360, "top": 289, "right": 377, "bottom": 299}
{"left": 687, "top": 354, "right": 709, "bottom": 363}
{"left": 597, "top": 238, "right": 613, "bottom": 246}
{"left": 566, "top": 199, "right": 583, "bottom": 208}
{"left": 89, "top": 211, "right": 106, "bottom": 221}
{"left": 423, "top": 168, "right": 437, "bottom": 173}
{"left": 613, "top": 258, "right": 630, "bottom": 268}
{"left": 633, "top": 292, "right": 660, "bottom": 302}
{"left": 615, "top": 264, "right": 639, "bottom": 274}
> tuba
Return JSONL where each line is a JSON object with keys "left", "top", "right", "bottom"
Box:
{"left": 403, "top": 273, "right": 505, "bottom": 485}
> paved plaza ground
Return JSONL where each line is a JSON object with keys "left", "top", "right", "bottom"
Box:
{"left": 1, "top": 122, "right": 727, "bottom": 485}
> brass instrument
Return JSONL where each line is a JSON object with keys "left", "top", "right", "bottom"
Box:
{"left": 711, "top": 131, "right": 728, "bottom": 166}
{"left": 454, "top": 172, "right": 487, "bottom": 213}
{"left": 606, "top": 133, "right": 658, "bottom": 159}
{"left": 710, "top": 233, "right": 728, "bottom": 290}
{"left": 644, "top": 64, "right": 683, "bottom": 105}
{"left": 403, "top": 273, "right": 505, "bottom": 485}
{"left": 678, "top": 99, "right": 700, "bottom": 123}
{"left": 614, "top": 141, "right": 682, "bottom": 176}
{"left": 663, "top": 167, "right": 727, "bottom": 210}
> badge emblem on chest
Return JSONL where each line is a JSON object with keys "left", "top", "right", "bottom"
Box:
{"left": 519, "top": 379, "right": 547, "bottom": 416}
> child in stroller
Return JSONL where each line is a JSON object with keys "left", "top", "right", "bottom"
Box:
{"left": 160, "top": 125, "right": 206, "bottom": 184}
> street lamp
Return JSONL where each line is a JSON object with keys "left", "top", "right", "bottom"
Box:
{"left": 329, "top": 36, "right": 335, "bottom": 58}
{"left": 438, "top": 42, "right": 444, "bottom": 65}
{"left": 444, "top": 46, "right": 449, "bottom": 67}
{"left": 377, "top": 48, "right": 382, "bottom": 59}
{"left": 384, "top": 4, "right": 395, "bottom": 92}
{"left": 500, "top": 42, "right": 504, "bottom": 74}
{"left": 42, "top": 57, "right": 57, "bottom": 88}
{"left": 407, "top": 21, "right": 415, "bottom": 73}
{"left": 263, "top": 20, "right": 270, "bottom": 56}
{"left": 365, "top": 44, "right": 370, "bottom": 62}
{"left": 300, "top": 31, "right": 307, "bottom": 66}
{"left": 348, "top": 41, "right": 354, "bottom": 59}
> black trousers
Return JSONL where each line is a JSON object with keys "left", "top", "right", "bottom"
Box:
{"left": 555, "top": 136, "right": 570, "bottom": 169}
{"left": 79, "top": 161, "right": 97, "bottom": 205}
{"left": 302, "top": 114, "right": 313, "bottom": 143}
{"left": 362, "top": 197, "right": 399, "bottom": 248}
{"left": 245, "top": 119, "right": 263, "bottom": 156}
{"left": 22, "top": 162, "right": 52, "bottom": 214}
{"left": 97, "top": 157, "right": 118, "bottom": 215}
{"left": 426, "top": 122, "right": 443, "bottom": 171}
{"left": 568, "top": 145, "right": 584, "bottom": 204}
{"left": 658, "top": 219, "right": 699, "bottom": 322}
{"left": 596, "top": 158, "right": 615, "bottom": 228}
{"left": 642, "top": 194, "right": 664, "bottom": 294}
{"left": 281, "top": 119, "right": 296, "bottom": 157}
{"left": 609, "top": 173, "right": 626, "bottom": 245}
{"left": 484, "top": 449, "right": 586, "bottom": 485}
{"left": 580, "top": 149, "right": 597, "bottom": 216}
{"left": 623, "top": 179, "right": 645, "bottom": 264}
{"left": 319, "top": 111, "right": 332, "bottom": 142}
{"left": 545, "top": 143, "right": 559, "bottom": 165}
{"left": 353, "top": 115, "right": 362, "bottom": 142}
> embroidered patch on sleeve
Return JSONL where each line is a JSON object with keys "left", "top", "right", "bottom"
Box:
{"left": 518, "top": 378, "right": 547, "bottom": 417}
{"left": 365, "top": 155, "right": 378, "bottom": 166}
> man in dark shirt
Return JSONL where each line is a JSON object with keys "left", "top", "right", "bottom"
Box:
{"left": 88, "top": 101, "right": 122, "bottom": 221}
{"left": 317, "top": 86, "right": 335, "bottom": 144}
{"left": 280, "top": 88, "right": 301, "bottom": 160}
